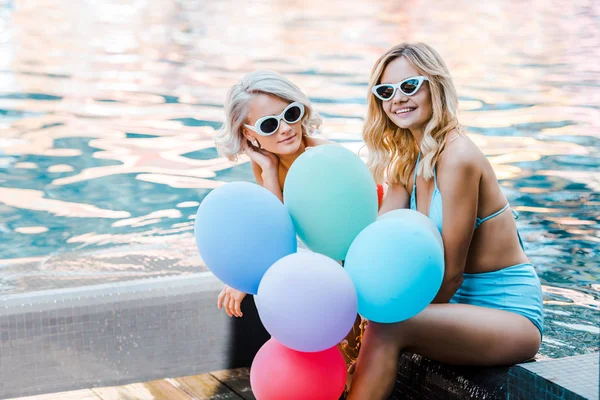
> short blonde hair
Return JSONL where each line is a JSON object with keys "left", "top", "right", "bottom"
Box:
{"left": 214, "top": 70, "right": 322, "bottom": 162}
{"left": 364, "top": 43, "right": 462, "bottom": 185}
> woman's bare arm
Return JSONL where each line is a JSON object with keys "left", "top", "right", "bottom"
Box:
{"left": 433, "top": 149, "right": 481, "bottom": 303}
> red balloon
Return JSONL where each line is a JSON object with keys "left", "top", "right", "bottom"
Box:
{"left": 376, "top": 184, "right": 384, "bottom": 209}
{"left": 250, "top": 338, "right": 346, "bottom": 400}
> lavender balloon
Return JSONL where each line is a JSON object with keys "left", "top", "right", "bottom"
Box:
{"left": 256, "top": 252, "right": 358, "bottom": 352}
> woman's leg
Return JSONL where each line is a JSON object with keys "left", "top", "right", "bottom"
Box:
{"left": 347, "top": 303, "right": 541, "bottom": 400}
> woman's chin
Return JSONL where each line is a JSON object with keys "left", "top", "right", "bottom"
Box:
{"left": 387, "top": 111, "right": 426, "bottom": 131}
{"left": 393, "top": 118, "right": 424, "bottom": 131}
{"left": 275, "top": 137, "right": 301, "bottom": 154}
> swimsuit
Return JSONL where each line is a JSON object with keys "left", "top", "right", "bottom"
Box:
{"left": 410, "top": 152, "right": 544, "bottom": 336}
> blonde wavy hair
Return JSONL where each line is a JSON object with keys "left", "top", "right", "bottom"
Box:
{"left": 364, "top": 43, "right": 463, "bottom": 185}
{"left": 214, "top": 70, "right": 322, "bottom": 162}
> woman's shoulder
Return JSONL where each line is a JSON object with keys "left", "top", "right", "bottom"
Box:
{"left": 439, "top": 132, "right": 486, "bottom": 172}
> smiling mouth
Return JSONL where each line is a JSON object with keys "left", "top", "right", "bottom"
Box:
{"left": 395, "top": 107, "right": 416, "bottom": 115}
{"left": 279, "top": 135, "right": 296, "bottom": 143}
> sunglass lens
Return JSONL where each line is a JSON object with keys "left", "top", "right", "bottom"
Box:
{"left": 400, "top": 79, "right": 420, "bottom": 94}
{"left": 376, "top": 85, "right": 395, "bottom": 99}
{"left": 259, "top": 118, "right": 279, "bottom": 134}
{"left": 284, "top": 105, "right": 302, "bottom": 123}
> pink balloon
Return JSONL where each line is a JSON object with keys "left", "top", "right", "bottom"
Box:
{"left": 250, "top": 338, "right": 346, "bottom": 400}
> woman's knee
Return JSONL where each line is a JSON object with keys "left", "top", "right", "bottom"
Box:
{"left": 365, "top": 320, "right": 411, "bottom": 349}
{"left": 490, "top": 326, "right": 541, "bottom": 364}
{"left": 509, "top": 320, "right": 542, "bottom": 362}
{"left": 521, "top": 330, "right": 541, "bottom": 361}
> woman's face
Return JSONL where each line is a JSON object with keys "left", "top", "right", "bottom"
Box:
{"left": 379, "top": 56, "right": 432, "bottom": 133}
{"left": 244, "top": 94, "right": 304, "bottom": 155}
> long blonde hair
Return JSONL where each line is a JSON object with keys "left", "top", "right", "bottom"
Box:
{"left": 214, "top": 70, "right": 322, "bottom": 162}
{"left": 364, "top": 43, "right": 462, "bottom": 185}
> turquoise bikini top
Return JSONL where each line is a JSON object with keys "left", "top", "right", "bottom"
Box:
{"left": 409, "top": 152, "right": 519, "bottom": 236}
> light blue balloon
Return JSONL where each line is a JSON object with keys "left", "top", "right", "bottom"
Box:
{"left": 194, "top": 182, "right": 297, "bottom": 295}
{"left": 344, "top": 217, "right": 444, "bottom": 323}
{"left": 283, "top": 145, "right": 378, "bottom": 261}
{"left": 378, "top": 209, "right": 444, "bottom": 251}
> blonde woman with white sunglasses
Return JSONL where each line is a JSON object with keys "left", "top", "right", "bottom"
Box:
{"left": 347, "top": 43, "right": 543, "bottom": 399}
{"left": 213, "top": 70, "right": 332, "bottom": 317}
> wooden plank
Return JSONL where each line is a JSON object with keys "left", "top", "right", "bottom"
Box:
{"left": 93, "top": 379, "right": 195, "bottom": 400}
{"left": 7, "top": 389, "right": 101, "bottom": 400}
{"left": 174, "top": 373, "right": 242, "bottom": 399}
{"left": 92, "top": 385, "right": 143, "bottom": 400}
{"left": 210, "top": 368, "right": 255, "bottom": 400}
{"left": 9, "top": 369, "right": 251, "bottom": 400}
{"left": 136, "top": 380, "right": 195, "bottom": 400}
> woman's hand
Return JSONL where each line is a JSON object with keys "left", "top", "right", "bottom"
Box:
{"left": 246, "top": 145, "right": 279, "bottom": 173}
{"left": 217, "top": 284, "right": 247, "bottom": 317}
{"left": 377, "top": 183, "right": 410, "bottom": 216}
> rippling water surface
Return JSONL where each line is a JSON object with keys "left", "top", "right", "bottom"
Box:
{"left": 0, "top": 0, "right": 598, "bottom": 358}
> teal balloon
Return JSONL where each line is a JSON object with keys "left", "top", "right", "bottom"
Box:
{"left": 344, "top": 215, "right": 444, "bottom": 323}
{"left": 283, "top": 145, "right": 378, "bottom": 261}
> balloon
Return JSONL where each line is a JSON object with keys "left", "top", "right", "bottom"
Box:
{"left": 256, "top": 252, "right": 357, "bottom": 352}
{"left": 283, "top": 145, "right": 377, "bottom": 261}
{"left": 194, "top": 182, "right": 297, "bottom": 294}
{"left": 377, "top": 208, "right": 444, "bottom": 250}
{"left": 250, "top": 338, "right": 346, "bottom": 400}
{"left": 344, "top": 216, "right": 444, "bottom": 323}
{"left": 376, "top": 183, "right": 385, "bottom": 209}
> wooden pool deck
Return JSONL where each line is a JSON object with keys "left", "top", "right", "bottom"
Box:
{"left": 9, "top": 353, "right": 598, "bottom": 400}
{"left": 8, "top": 368, "right": 256, "bottom": 400}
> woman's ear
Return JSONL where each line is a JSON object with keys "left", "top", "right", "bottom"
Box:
{"left": 242, "top": 129, "right": 259, "bottom": 148}
{"left": 241, "top": 127, "right": 252, "bottom": 142}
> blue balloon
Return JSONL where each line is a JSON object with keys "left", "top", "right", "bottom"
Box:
{"left": 194, "top": 182, "right": 297, "bottom": 294}
{"left": 378, "top": 209, "right": 443, "bottom": 250}
{"left": 344, "top": 216, "right": 444, "bottom": 323}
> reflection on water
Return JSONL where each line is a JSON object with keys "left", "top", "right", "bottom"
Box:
{"left": 0, "top": 0, "right": 598, "bottom": 358}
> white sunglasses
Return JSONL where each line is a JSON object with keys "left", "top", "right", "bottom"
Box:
{"left": 244, "top": 102, "right": 305, "bottom": 136}
{"left": 372, "top": 76, "right": 429, "bottom": 101}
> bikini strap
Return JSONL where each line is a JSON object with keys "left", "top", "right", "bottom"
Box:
{"left": 413, "top": 152, "right": 421, "bottom": 190}
{"left": 511, "top": 208, "right": 519, "bottom": 220}
{"left": 410, "top": 152, "right": 421, "bottom": 209}
{"left": 415, "top": 151, "right": 439, "bottom": 190}
{"left": 474, "top": 203, "right": 510, "bottom": 229}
